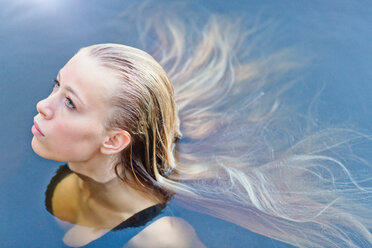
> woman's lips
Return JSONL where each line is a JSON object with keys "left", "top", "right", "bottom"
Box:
{"left": 32, "top": 120, "right": 45, "bottom": 137}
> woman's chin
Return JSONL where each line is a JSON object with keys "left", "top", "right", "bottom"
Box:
{"left": 31, "top": 137, "right": 52, "bottom": 159}
{"left": 31, "top": 136, "right": 39, "bottom": 153}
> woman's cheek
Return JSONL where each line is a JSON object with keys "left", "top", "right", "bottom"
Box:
{"left": 54, "top": 118, "right": 86, "bottom": 139}
{"left": 42, "top": 116, "right": 104, "bottom": 161}
{"left": 55, "top": 119, "right": 102, "bottom": 148}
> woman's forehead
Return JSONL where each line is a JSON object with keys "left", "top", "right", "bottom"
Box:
{"left": 59, "top": 52, "right": 118, "bottom": 107}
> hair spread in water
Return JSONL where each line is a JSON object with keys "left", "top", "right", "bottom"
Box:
{"left": 80, "top": 3, "right": 372, "bottom": 247}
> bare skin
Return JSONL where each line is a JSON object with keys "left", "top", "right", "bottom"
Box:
{"left": 51, "top": 171, "right": 204, "bottom": 247}
{"left": 33, "top": 50, "right": 204, "bottom": 247}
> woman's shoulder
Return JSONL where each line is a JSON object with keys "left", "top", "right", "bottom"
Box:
{"left": 45, "top": 164, "right": 79, "bottom": 223}
{"left": 125, "top": 216, "right": 205, "bottom": 248}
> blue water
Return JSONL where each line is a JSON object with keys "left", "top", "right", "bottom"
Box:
{"left": 0, "top": 0, "right": 371, "bottom": 247}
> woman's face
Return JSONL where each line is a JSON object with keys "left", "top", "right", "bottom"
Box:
{"left": 31, "top": 50, "right": 117, "bottom": 162}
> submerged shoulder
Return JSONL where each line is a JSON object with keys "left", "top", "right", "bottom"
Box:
{"left": 125, "top": 216, "right": 205, "bottom": 248}
{"left": 51, "top": 172, "right": 79, "bottom": 222}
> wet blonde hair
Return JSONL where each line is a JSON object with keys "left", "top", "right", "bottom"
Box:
{"left": 81, "top": 7, "right": 372, "bottom": 248}
{"left": 82, "top": 44, "right": 181, "bottom": 200}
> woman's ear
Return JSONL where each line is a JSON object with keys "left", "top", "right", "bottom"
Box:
{"left": 100, "top": 129, "right": 131, "bottom": 155}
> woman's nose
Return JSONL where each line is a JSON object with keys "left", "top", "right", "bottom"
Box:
{"left": 36, "top": 97, "right": 54, "bottom": 120}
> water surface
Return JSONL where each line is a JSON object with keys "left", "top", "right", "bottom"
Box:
{"left": 0, "top": 0, "right": 371, "bottom": 247}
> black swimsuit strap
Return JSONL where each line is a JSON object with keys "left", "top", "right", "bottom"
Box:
{"left": 45, "top": 164, "right": 167, "bottom": 230}
{"left": 112, "top": 203, "right": 166, "bottom": 231}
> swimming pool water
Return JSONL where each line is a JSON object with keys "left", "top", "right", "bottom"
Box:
{"left": 0, "top": 0, "right": 371, "bottom": 247}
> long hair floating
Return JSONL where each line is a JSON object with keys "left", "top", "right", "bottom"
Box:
{"left": 109, "top": 2, "right": 372, "bottom": 247}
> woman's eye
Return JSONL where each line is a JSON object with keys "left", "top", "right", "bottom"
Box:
{"left": 52, "top": 79, "right": 76, "bottom": 110}
{"left": 53, "top": 79, "right": 60, "bottom": 90}
{"left": 65, "top": 97, "right": 76, "bottom": 110}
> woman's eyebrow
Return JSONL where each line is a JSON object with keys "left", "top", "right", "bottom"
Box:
{"left": 57, "top": 72, "right": 86, "bottom": 106}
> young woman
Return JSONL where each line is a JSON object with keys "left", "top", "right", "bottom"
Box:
{"left": 32, "top": 44, "right": 207, "bottom": 247}
{"left": 32, "top": 11, "right": 372, "bottom": 248}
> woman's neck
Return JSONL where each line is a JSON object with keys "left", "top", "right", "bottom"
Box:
{"left": 67, "top": 156, "right": 164, "bottom": 224}
{"left": 76, "top": 171, "right": 161, "bottom": 217}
